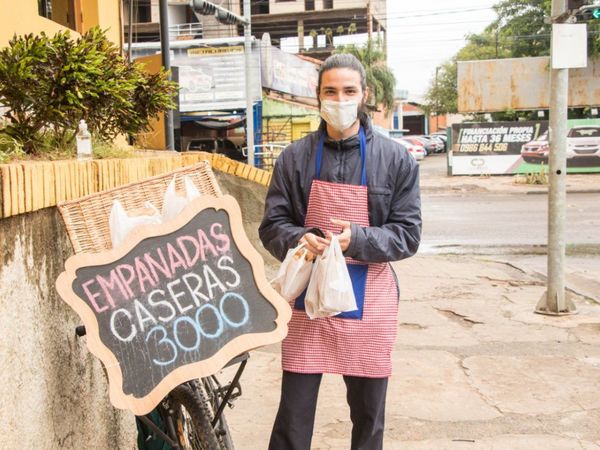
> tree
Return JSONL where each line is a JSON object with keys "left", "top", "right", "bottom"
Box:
{"left": 0, "top": 28, "right": 177, "bottom": 153}
{"left": 336, "top": 39, "right": 396, "bottom": 113}
{"left": 424, "top": 0, "right": 600, "bottom": 115}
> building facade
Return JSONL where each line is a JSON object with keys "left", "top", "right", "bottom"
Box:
{"left": 2, "top": 0, "right": 122, "bottom": 47}
{"left": 123, "top": 0, "right": 386, "bottom": 60}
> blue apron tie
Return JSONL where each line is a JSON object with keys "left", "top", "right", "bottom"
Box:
{"left": 295, "top": 127, "right": 369, "bottom": 320}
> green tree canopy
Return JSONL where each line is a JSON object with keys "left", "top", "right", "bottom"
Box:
{"left": 0, "top": 27, "right": 177, "bottom": 153}
{"left": 424, "top": 0, "right": 600, "bottom": 116}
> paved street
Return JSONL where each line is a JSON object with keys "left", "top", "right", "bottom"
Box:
{"left": 224, "top": 155, "right": 600, "bottom": 450}
{"left": 420, "top": 154, "right": 600, "bottom": 250}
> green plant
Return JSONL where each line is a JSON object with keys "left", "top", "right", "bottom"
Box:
{"left": 92, "top": 140, "right": 135, "bottom": 159}
{"left": 526, "top": 162, "right": 548, "bottom": 184}
{"left": 0, "top": 27, "right": 177, "bottom": 154}
{"left": 347, "top": 23, "right": 357, "bottom": 35}
{"left": 325, "top": 28, "right": 333, "bottom": 47}
{"left": 309, "top": 29, "right": 318, "bottom": 48}
{"left": 0, "top": 133, "right": 25, "bottom": 163}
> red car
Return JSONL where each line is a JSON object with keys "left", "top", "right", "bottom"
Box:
{"left": 520, "top": 131, "right": 549, "bottom": 163}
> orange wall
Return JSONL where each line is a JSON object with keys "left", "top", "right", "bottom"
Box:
{"left": 0, "top": 0, "right": 121, "bottom": 48}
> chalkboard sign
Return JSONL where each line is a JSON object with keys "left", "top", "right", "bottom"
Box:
{"left": 56, "top": 195, "right": 291, "bottom": 415}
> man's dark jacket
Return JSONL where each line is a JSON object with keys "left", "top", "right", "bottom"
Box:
{"left": 259, "top": 115, "right": 422, "bottom": 266}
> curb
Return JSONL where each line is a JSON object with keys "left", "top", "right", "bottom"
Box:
{"left": 495, "top": 259, "right": 600, "bottom": 305}
{"left": 526, "top": 189, "right": 600, "bottom": 195}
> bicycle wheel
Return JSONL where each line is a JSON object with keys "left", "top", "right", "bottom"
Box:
{"left": 168, "top": 384, "right": 222, "bottom": 450}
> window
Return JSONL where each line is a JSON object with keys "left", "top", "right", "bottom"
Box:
{"left": 136, "top": 0, "right": 152, "bottom": 23}
{"left": 38, "top": 0, "right": 81, "bottom": 31}
{"left": 38, "top": 0, "right": 52, "bottom": 19}
{"left": 305, "top": 0, "right": 315, "bottom": 10}
{"left": 323, "top": 0, "right": 333, "bottom": 9}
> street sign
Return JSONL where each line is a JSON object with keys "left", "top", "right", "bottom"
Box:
{"left": 56, "top": 195, "right": 291, "bottom": 415}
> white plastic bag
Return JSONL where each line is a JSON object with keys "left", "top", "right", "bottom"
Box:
{"left": 305, "top": 235, "right": 357, "bottom": 319}
{"left": 304, "top": 254, "right": 331, "bottom": 319}
{"left": 161, "top": 175, "right": 202, "bottom": 222}
{"left": 109, "top": 200, "right": 162, "bottom": 248}
{"left": 272, "top": 243, "right": 313, "bottom": 301}
{"left": 318, "top": 235, "right": 357, "bottom": 315}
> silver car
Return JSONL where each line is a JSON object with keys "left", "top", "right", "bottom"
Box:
{"left": 566, "top": 126, "right": 600, "bottom": 159}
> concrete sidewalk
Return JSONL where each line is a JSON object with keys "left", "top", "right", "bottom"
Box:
{"left": 419, "top": 169, "right": 600, "bottom": 196}
{"left": 223, "top": 254, "right": 600, "bottom": 450}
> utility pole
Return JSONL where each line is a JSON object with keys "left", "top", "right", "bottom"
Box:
{"left": 367, "top": 1, "right": 373, "bottom": 40}
{"left": 127, "top": 0, "right": 134, "bottom": 63}
{"left": 159, "top": 0, "right": 175, "bottom": 150}
{"left": 435, "top": 66, "right": 440, "bottom": 132}
{"left": 243, "top": 0, "right": 255, "bottom": 166}
{"left": 534, "top": 0, "right": 576, "bottom": 315}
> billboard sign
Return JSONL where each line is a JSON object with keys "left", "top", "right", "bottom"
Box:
{"left": 173, "top": 45, "right": 262, "bottom": 113}
{"left": 451, "top": 119, "right": 600, "bottom": 175}
{"left": 457, "top": 56, "right": 600, "bottom": 113}
{"left": 260, "top": 35, "right": 318, "bottom": 99}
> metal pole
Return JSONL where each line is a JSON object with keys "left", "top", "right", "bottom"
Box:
{"left": 159, "top": 0, "right": 175, "bottom": 150}
{"left": 127, "top": 0, "right": 133, "bottom": 63}
{"left": 535, "top": 0, "right": 576, "bottom": 315}
{"left": 244, "top": 0, "right": 255, "bottom": 166}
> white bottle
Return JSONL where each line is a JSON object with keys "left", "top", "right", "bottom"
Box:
{"left": 76, "top": 119, "right": 92, "bottom": 161}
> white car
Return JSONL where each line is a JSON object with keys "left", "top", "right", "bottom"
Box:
{"left": 393, "top": 138, "right": 426, "bottom": 161}
{"left": 566, "top": 126, "right": 600, "bottom": 159}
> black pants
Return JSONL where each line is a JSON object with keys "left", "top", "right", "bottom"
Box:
{"left": 268, "top": 371, "right": 388, "bottom": 450}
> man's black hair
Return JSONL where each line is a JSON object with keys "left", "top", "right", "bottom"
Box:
{"left": 316, "top": 53, "right": 368, "bottom": 98}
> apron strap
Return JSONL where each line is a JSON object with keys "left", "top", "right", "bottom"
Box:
{"left": 316, "top": 127, "right": 367, "bottom": 186}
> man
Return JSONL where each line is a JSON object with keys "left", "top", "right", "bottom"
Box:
{"left": 259, "top": 53, "right": 421, "bottom": 450}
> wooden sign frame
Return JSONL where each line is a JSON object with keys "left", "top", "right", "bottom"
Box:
{"left": 56, "top": 195, "right": 291, "bottom": 416}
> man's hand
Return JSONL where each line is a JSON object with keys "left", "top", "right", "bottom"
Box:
{"left": 329, "top": 219, "right": 352, "bottom": 252}
{"left": 299, "top": 232, "right": 329, "bottom": 256}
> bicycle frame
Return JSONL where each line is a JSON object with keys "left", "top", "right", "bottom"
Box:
{"left": 76, "top": 325, "right": 248, "bottom": 449}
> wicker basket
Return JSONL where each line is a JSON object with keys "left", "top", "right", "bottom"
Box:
{"left": 57, "top": 161, "right": 222, "bottom": 254}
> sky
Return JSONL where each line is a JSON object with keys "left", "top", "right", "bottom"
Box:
{"left": 280, "top": 1, "right": 499, "bottom": 102}
{"left": 385, "top": 0, "right": 499, "bottom": 101}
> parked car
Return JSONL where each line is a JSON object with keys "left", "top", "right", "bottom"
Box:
{"left": 567, "top": 126, "right": 600, "bottom": 160}
{"left": 412, "top": 136, "right": 437, "bottom": 154}
{"left": 424, "top": 135, "right": 446, "bottom": 153}
{"left": 401, "top": 137, "right": 429, "bottom": 156}
{"left": 521, "top": 131, "right": 549, "bottom": 163}
{"left": 429, "top": 133, "right": 448, "bottom": 152}
{"left": 186, "top": 137, "right": 245, "bottom": 161}
{"left": 394, "top": 138, "right": 426, "bottom": 161}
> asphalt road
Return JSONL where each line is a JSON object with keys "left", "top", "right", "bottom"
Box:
{"left": 419, "top": 154, "right": 600, "bottom": 252}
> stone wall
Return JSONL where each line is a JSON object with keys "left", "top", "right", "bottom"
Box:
{"left": 0, "top": 168, "right": 275, "bottom": 449}
{"left": 0, "top": 208, "right": 136, "bottom": 449}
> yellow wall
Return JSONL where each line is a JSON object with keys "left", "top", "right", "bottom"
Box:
{"left": 0, "top": 0, "right": 121, "bottom": 47}
{"left": 134, "top": 54, "right": 167, "bottom": 150}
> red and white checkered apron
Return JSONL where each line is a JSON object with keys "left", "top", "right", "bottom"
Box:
{"left": 281, "top": 178, "right": 399, "bottom": 378}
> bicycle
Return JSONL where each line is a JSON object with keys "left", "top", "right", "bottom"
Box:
{"left": 59, "top": 162, "right": 245, "bottom": 450}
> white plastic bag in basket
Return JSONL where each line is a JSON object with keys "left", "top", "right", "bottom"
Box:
{"left": 109, "top": 200, "right": 162, "bottom": 248}
{"left": 161, "top": 175, "right": 201, "bottom": 222}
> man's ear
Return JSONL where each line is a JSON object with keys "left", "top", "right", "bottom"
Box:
{"left": 363, "top": 87, "right": 370, "bottom": 104}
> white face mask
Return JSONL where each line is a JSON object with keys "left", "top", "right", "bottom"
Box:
{"left": 320, "top": 99, "right": 359, "bottom": 133}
